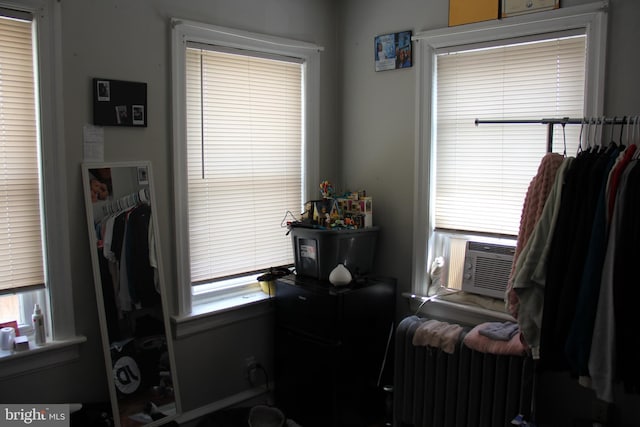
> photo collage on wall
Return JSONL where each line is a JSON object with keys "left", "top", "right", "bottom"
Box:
{"left": 93, "top": 78, "right": 147, "bottom": 127}
{"left": 375, "top": 30, "right": 412, "bottom": 72}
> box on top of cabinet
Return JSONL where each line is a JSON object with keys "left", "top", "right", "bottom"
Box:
{"left": 501, "top": 0, "right": 559, "bottom": 18}
{"left": 449, "top": 0, "right": 560, "bottom": 27}
{"left": 449, "top": 0, "right": 499, "bottom": 26}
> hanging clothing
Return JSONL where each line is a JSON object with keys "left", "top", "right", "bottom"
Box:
{"left": 126, "top": 203, "right": 160, "bottom": 308}
{"left": 478, "top": 116, "right": 640, "bottom": 404}
{"left": 588, "top": 160, "right": 636, "bottom": 402}
{"left": 507, "top": 152, "right": 564, "bottom": 320}
{"left": 512, "top": 156, "right": 572, "bottom": 359}
{"left": 612, "top": 159, "right": 640, "bottom": 394}
{"left": 94, "top": 200, "right": 159, "bottom": 328}
{"left": 605, "top": 144, "right": 636, "bottom": 222}
{"left": 564, "top": 147, "right": 620, "bottom": 377}
{"left": 517, "top": 143, "right": 640, "bottom": 399}
{"left": 539, "top": 150, "right": 598, "bottom": 370}
{"left": 98, "top": 246, "right": 122, "bottom": 342}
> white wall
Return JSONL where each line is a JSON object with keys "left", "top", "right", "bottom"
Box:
{"left": 2, "top": 0, "right": 640, "bottom": 424}
{"left": 339, "top": 0, "right": 640, "bottom": 424}
{"left": 339, "top": 0, "right": 640, "bottom": 298}
{"left": 338, "top": 0, "right": 447, "bottom": 315}
{"left": 0, "top": 0, "right": 340, "bottom": 412}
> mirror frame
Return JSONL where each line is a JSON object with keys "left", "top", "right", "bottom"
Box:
{"left": 82, "top": 161, "right": 181, "bottom": 427}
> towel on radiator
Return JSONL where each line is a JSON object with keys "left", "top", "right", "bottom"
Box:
{"left": 412, "top": 319, "right": 464, "bottom": 354}
{"left": 478, "top": 321, "right": 519, "bottom": 341}
{"left": 463, "top": 322, "right": 527, "bottom": 356}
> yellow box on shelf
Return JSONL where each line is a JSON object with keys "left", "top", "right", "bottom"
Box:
{"left": 449, "top": 0, "right": 499, "bottom": 26}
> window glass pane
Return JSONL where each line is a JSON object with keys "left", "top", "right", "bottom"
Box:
{"left": 186, "top": 47, "right": 301, "bottom": 285}
{"left": 0, "top": 14, "right": 45, "bottom": 294}
{"left": 435, "top": 35, "right": 586, "bottom": 236}
{"left": 0, "top": 294, "right": 19, "bottom": 323}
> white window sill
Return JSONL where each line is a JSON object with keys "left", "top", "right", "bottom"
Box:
{"left": 0, "top": 335, "right": 87, "bottom": 379}
{"left": 404, "top": 291, "right": 515, "bottom": 326}
{"left": 172, "top": 285, "right": 274, "bottom": 339}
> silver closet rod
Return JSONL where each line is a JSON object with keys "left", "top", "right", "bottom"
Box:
{"left": 474, "top": 116, "right": 631, "bottom": 153}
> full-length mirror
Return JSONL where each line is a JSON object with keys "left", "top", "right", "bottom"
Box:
{"left": 82, "top": 161, "right": 180, "bottom": 427}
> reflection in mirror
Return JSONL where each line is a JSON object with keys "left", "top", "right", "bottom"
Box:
{"left": 82, "top": 161, "right": 180, "bottom": 427}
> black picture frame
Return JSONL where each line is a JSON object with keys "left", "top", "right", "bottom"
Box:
{"left": 93, "top": 78, "right": 147, "bottom": 127}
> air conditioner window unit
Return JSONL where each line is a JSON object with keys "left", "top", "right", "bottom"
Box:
{"left": 461, "top": 240, "right": 515, "bottom": 299}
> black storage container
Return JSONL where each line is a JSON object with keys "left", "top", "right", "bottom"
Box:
{"left": 289, "top": 226, "right": 379, "bottom": 280}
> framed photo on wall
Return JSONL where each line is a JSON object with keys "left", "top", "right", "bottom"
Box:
{"left": 375, "top": 30, "right": 412, "bottom": 72}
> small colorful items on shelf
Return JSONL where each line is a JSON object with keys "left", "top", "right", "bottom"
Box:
{"left": 335, "top": 191, "right": 373, "bottom": 228}
{"left": 293, "top": 181, "right": 373, "bottom": 230}
{"left": 319, "top": 180, "right": 335, "bottom": 199}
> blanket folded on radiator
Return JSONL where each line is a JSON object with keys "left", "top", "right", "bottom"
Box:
{"left": 412, "top": 319, "right": 464, "bottom": 354}
{"left": 478, "top": 321, "right": 519, "bottom": 341}
{"left": 463, "top": 322, "right": 528, "bottom": 356}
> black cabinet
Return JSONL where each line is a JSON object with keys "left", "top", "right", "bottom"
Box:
{"left": 274, "top": 275, "right": 396, "bottom": 427}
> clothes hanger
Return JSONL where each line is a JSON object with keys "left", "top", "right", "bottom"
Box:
{"left": 586, "top": 117, "right": 596, "bottom": 153}
{"left": 608, "top": 116, "right": 617, "bottom": 146}
{"left": 604, "top": 116, "right": 619, "bottom": 154}
{"left": 631, "top": 116, "right": 636, "bottom": 157}
{"left": 577, "top": 117, "right": 586, "bottom": 156}
{"left": 590, "top": 117, "right": 599, "bottom": 152}
{"left": 623, "top": 116, "right": 632, "bottom": 148}
{"left": 630, "top": 115, "right": 637, "bottom": 158}
{"left": 596, "top": 116, "right": 607, "bottom": 153}
{"left": 581, "top": 118, "right": 590, "bottom": 154}
{"left": 561, "top": 121, "right": 567, "bottom": 157}
{"left": 618, "top": 116, "right": 627, "bottom": 149}
{"left": 633, "top": 116, "right": 640, "bottom": 159}
{"left": 598, "top": 116, "right": 607, "bottom": 153}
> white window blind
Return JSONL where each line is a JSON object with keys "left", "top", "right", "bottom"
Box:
{"left": 435, "top": 35, "right": 586, "bottom": 236}
{"left": 0, "top": 14, "right": 45, "bottom": 295}
{"left": 185, "top": 47, "right": 302, "bottom": 284}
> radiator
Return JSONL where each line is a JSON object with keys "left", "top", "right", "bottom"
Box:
{"left": 393, "top": 315, "right": 534, "bottom": 427}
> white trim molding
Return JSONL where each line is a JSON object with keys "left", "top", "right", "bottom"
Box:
{"left": 170, "top": 19, "right": 323, "bottom": 317}
{"left": 411, "top": 1, "right": 608, "bottom": 293}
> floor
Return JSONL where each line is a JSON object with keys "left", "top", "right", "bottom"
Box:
{"left": 193, "top": 405, "right": 390, "bottom": 427}
{"left": 194, "top": 407, "right": 251, "bottom": 427}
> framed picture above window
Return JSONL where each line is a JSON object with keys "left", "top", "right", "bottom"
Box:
{"left": 374, "top": 30, "right": 412, "bottom": 71}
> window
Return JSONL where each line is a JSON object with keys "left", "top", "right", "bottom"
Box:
{"left": 435, "top": 35, "right": 586, "bottom": 237}
{"left": 0, "top": 9, "right": 46, "bottom": 332}
{"left": 412, "top": 4, "right": 607, "bottom": 295}
{"left": 185, "top": 47, "right": 302, "bottom": 288}
{"left": 0, "top": 0, "right": 80, "bottom": 372}
{"left": 172, "top": 21, "right": 322, "bottom": 315}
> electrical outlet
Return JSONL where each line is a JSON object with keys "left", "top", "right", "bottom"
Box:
{"left": 245, "top": 356, "right": 257, "bottom": 382}
{"left": 245, "top": 356, "right": 257, "bottom": 370}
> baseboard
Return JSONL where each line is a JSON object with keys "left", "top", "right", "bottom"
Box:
{"left": 175, "top": 383, "right": 274, "bottom": 425}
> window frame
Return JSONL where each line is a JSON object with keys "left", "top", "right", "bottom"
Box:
{"left": 171, "top": 20, "right": 322, "bottom": 316}
{"left": 0, "top": 0, "right": 82, "bottom": 376}
{"left": 411, "top": 2, "right": 608, "bottom": 295}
